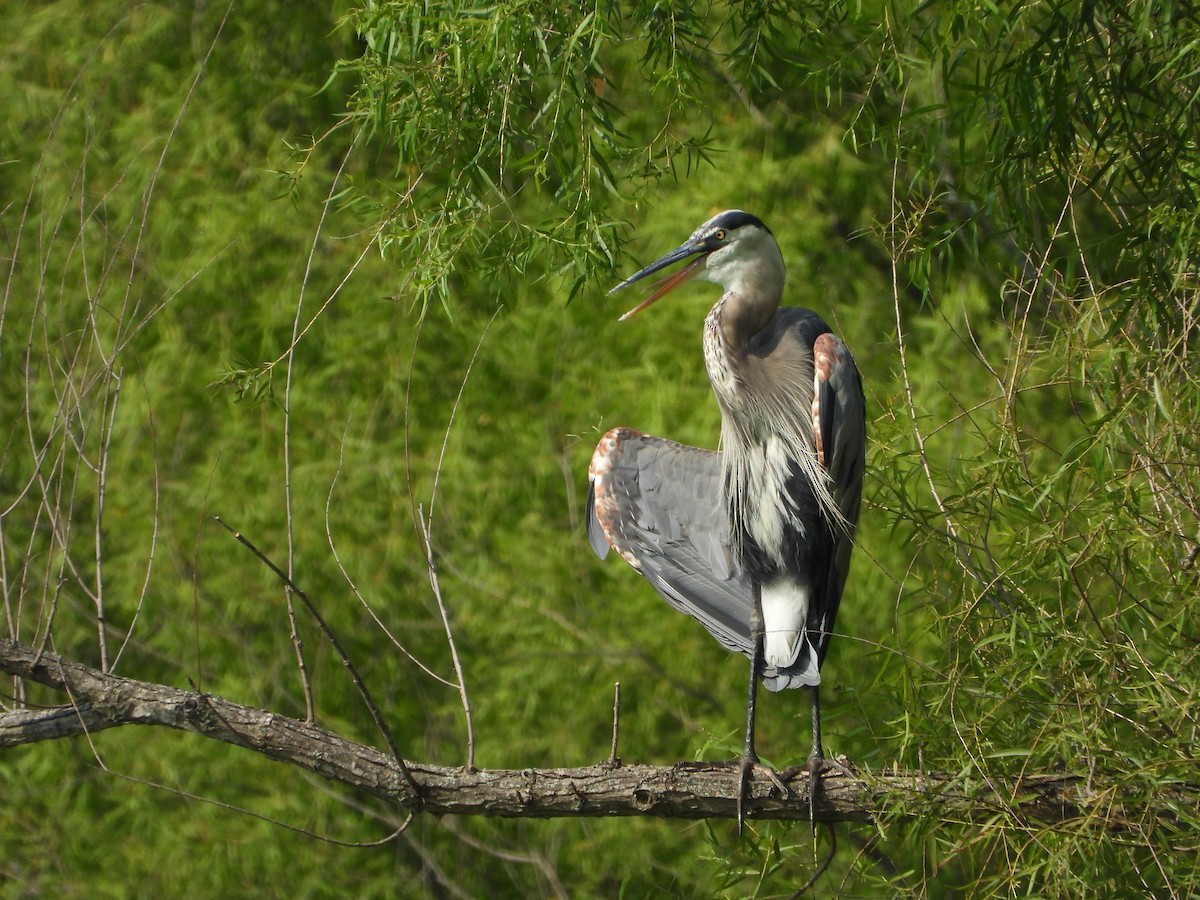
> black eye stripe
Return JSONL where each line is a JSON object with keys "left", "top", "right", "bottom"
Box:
{"left": 707, "top": 210, "right": 770, "bottom": 235}
{"left": 688, "top": 210, "right": 771, "bottom": 248}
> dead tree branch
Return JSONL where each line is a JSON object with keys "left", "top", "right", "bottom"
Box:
{"left": 2, "top": 639, "right": 1196, "bottom": 828}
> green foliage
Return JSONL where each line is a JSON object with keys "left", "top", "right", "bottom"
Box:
{"left": 3, "top": 0, "right": 1199, "bottom": 896}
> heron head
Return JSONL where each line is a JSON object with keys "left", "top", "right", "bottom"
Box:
{"left": 608, "top": 210, "right": 777, "bottom": 320}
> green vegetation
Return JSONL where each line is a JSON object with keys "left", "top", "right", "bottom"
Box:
{"left": 2, "top": 0, "right": 1198, "bottom": 895}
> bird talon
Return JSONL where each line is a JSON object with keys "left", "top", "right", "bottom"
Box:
{"left": 822, "top": 756, "right": 855, "bottom": 779}
{"left": 736, "top": 755, "right": 791, "bottom": 831}
{"left": 735, "top": 754, "right": 755, "bottom": 832}
{"left": 759, "top": 761, "right": 789, "bottom": 797}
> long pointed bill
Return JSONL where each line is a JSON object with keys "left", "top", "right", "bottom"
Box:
{"left": 608, "top": 243, "right": 709, "bottom": 321}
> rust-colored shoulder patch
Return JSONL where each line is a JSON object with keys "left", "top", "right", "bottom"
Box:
{"left": 589, "top": 427, "right": 628, "bottom": 481}
{"left": 810, "top": 333, "right": 843, "bottom": 470}
{"left": 588, "top": 427, "right": 644, "bottom": 569}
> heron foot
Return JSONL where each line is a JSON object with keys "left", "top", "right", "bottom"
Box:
{"left": 735, "top": 755, "right": 789, "bottom": 833}
{"left": 823, "top": 754, "right": 855, "bottom": 778}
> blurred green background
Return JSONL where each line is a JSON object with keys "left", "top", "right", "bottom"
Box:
{"left": 3, "top": 1, "right": 1198, "bottom": 896}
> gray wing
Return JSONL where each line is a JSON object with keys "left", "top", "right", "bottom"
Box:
{"left": 586, "top": 427, "right": 755, "bottom": 658}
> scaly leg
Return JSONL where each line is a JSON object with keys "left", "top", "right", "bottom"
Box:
{"left": 808, "top": 684, "right": 825, "bottom": 829}
{"left": 736, "top": 586, "right": 763, "bottom": 833}
{"left": 737, "top": 584, "right": 786, "bottom": 832}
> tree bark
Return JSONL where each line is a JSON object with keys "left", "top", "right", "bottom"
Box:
{"left": 1, "top": 639, "right": 1193, "bottom": 827}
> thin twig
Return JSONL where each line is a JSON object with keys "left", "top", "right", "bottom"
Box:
{"left": 110, "top": 374, "right": 161, "bottom": 671}
{"left": 887, "top": 103, "right": 991, "bottom": 597}
{"left": 400, "top": 828, "right": 474, "bottom": 900}
{"left": 416, "top": 507, "right": 475, "bottom": 771}
{"left": 210, "top": 516, "right": 422, "bottom": 801}
{"left": 325, "top": 413, "right": 455, "bottom": 687}
{"left": 93, "top": 370, "right": 120, "bottom": 671}
{"left": 1001, "top": 176, "right": 1076, "bottom": 487}
{"left": 263, "top": 171, "right": 415, "bottom": 372}
{"left": 414, "top": 307, "right": 501, "bottom": 771}
{"left": 188, "top": 453, "right": 225, "bottom": 696}
{"left": 441, "top": 817, "right": 569, "bottom": 899}
{"left": 791, "top": 826, "right": 837, "bottom": 896}
{"left": 427, "top": 306, "right": 502, "bottom": 526}
{"left": 280, "top": 148, "right": 361, "bottom": 726}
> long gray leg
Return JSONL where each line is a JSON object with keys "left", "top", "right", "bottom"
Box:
{"left": 808, "top": 685, "right": 824, "bottom": 829}
{"left": 736, "top": 584, "right": 764, "bottom": 833}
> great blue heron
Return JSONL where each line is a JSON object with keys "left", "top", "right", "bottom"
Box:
{"left": 586, "top": 209, "right": 865, "bottom": 828}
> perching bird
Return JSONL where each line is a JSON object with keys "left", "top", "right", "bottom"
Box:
{"left": 586, "top": 210, "right": 865, "bottom": 829}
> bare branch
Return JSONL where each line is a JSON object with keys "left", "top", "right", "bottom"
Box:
{"left": 3, "top": 639, "right": 1198, "bottom": 830}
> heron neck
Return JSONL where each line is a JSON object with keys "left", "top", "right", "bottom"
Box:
{"left": 703, "top": 291, "right": 771, "bottom": 417}
{"left": 704, "top": 288, "right": 778, "bottom": 367}
{"left": 727, "top": 285, "right": 780, "bottom": 341}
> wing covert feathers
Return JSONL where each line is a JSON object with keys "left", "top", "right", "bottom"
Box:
{"left": 587, "top": 428, "right": 812, "bottom": 690}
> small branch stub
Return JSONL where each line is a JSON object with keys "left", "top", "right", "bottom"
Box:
{"left": 608, "top": 682, "right": 621, "bottom": 767}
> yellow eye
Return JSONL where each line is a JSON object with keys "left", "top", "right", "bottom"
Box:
{"left": 714, "top": 229, "right": 727, "bottom": 241}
